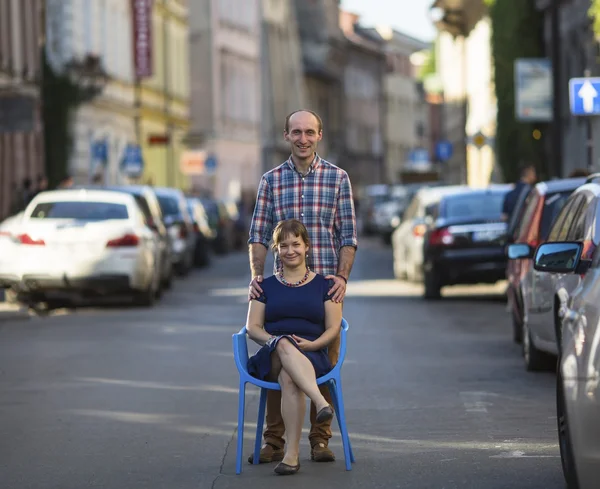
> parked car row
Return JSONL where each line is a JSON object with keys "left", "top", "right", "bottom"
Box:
{"left": 503, "top": 173, "right": 600, "bottom": 489}
{"left": 0, "top": 184, "right": 248, "bottom": 311}
{"left": 392, "top": 173, "right": 600, "bottom": 488}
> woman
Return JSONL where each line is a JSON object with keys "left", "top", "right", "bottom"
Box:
{"left": 246, "top": 219, "right": 343, "bottom": 476}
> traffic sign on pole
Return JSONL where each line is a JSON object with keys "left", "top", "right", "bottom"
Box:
{"left": 569, "top": 77, "right": 600, "bottom": 116}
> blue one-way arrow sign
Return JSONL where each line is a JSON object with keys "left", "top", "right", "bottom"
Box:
{"left": 569, "top": 77, "right": 600, "bottom": 116}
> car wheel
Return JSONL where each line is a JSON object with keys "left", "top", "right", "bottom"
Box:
{"left": 557, "top": 367, "right": 580, "bottom": 489}
{"left": 523, "top": 320, "right": 554, "bottom": 371}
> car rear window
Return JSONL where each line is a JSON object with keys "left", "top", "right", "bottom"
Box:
{"left": 540, "top": 191, "right": 573, "bottom": 240}
{"left": 157, "top": 196, "right": 181, "bottom": 217}
{"left": 443, "top": 193, "right": 506, "bottom": 219}
{"left": 29, "top": 201, "right": 129, "bottom": 220}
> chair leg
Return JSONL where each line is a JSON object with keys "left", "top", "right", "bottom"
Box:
{"left": 329, "top": 378, "right": 353, "bottom": 470}
{"left": 253, "top": 388, "right": 267, "bottom": 465}
{"left": 235, "top": 380, "right": 246, "bottom": 475}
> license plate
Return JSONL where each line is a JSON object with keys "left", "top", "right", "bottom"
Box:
{"left": 472, "top": 230, "right": 501, "bottom": 242}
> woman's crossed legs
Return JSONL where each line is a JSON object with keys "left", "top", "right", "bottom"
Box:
{"left": 267, "top": 338, "right": 330, "bottom": 466}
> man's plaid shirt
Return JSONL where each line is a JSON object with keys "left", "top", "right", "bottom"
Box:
{"left": 248, "top": 154, "right": 358, "bottom": 276}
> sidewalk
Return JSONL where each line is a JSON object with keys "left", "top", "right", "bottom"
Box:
{"left": 0, "top": 290, "right": 29, "bottom": 321}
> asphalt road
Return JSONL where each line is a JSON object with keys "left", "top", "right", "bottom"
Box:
{"left": 0, "top": 238, "right": 565, "bottom": 489}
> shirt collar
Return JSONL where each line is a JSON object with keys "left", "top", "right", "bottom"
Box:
{"left": 286, "top": 153, "right": 321, "bottom": 176}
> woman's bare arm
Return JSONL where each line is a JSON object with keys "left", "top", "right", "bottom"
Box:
{"left": 308, "top": 300, "right": 342, "bottom": 351}
{"left": 246, "top": 300, "right": 272, "bottom": 346}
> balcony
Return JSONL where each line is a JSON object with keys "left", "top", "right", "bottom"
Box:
{"left": 430, "top": 0, "right": 487, "bottom": 37}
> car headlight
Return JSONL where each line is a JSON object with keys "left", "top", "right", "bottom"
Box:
{"left": 390, "top": 216, "right": 400, "bottom": 228}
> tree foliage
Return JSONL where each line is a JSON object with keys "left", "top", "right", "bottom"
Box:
{"left": 590, "top": 0, "right": 600, "bottom": 37}
{"left": 42, "top": 52, "right": 78, "bottom": 188}
{"left": 487, "top": 0, "right": 547, "bottom": 181}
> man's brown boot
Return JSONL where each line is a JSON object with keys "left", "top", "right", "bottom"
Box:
{"left": 247, "top": 443, "right": 284, "bottom": 464}
{"left": 311, "top": 442, "right": 335, "bottom": 462}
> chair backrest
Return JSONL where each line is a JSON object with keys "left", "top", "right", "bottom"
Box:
{"left": 336, "top": 318, "right": 350, "bottom": 368}
{"left": 232, "top": 326, "right": 249, "bottom": 374}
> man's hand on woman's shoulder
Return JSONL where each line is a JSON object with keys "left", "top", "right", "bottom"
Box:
{"left": 248, "top": 275, "right": 264, "bottom": 301}
{"left": 325, "top": 274, "right": 347, "bottom": 303}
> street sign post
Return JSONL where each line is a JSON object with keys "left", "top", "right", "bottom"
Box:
{"left": 569, "top": 77, "right": 600, "bottom": 116}
{"left": 435, "top": 140, "right": 453, "bottom": 162}
{"left": 121, "top": 144, "right": 144, "bottom": 178}
{"left": 569, "top": 76, "right": 599, "bottom": 172}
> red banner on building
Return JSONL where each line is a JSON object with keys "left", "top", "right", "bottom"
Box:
{"left": 132, "top": 0, "right": 153, "bottom": 78}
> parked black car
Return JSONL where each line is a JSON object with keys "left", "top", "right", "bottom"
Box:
{"left": 422, "top": 186, "right": 511, "bottom": 299}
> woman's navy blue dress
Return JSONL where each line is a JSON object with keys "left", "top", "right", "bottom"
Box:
{"left": 247, "top": 274, "right": 334, "bottom": 381}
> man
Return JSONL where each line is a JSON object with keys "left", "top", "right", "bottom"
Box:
{"left": 501, "top": 162, "right": 537, "bottom": 223}
{"left": 247, "top": 109, "right": 358, "bottom": 464}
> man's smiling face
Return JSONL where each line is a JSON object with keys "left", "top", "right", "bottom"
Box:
{"left": 284, "top": 111, "right": 323, "bottom": 161}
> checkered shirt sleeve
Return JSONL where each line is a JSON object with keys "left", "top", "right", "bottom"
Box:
{"left": 335, "top": 172, "right": 358, "bottom": 248}
{"left": 248, "top": 175, "right": 274, "bottom": 248}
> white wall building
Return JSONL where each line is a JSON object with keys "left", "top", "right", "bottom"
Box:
{"left": 371, "top": 27, "right": 430, "bottom": 183}
{"left": 46, "top": 0, "right": 137, "bottom": 184}
{"left": 189, "top": 0, "right": 262, "bottom": 202}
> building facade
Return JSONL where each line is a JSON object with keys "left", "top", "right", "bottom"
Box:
{"left": 261, "top": 0, "right": 306, "bottom": 171}
{"left": 537, "top": 0, "right": 599, "bottom": 177}
{"left": 46, "top": 0, "right": 136, "bottom": 185}
{"left": 138, "top": 0, "right": 191, "bottom": 189}
{"left": 432, "top": 0, "right": 496, "bottom": 186}
{"left": 0, "top": 0, "right": 44, "bottom": 219}
{"left": 370, "top": 27, "right": 430, "bottom": 183}
{"left": 45, "top": 0, "right": 190, "bottom": 189}
{"left": 189, "top": 0, "right": 262, "bottom": 201}
{"left": 339, "top": 10, "right": 386, "bottom": 190}
{"left": 294, "top": 0, "right": 346, "bottom": 166}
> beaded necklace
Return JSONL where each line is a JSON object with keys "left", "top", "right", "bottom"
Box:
{"left": 278, "top": 267, "right": 311, "bottom": 287}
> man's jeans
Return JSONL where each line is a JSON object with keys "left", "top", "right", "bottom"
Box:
{"left": 263, "top": 332, "right": 341, "bottom": 449}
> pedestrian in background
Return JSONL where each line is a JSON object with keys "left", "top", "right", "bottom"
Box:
{"left": 247, "top": 109, "right": 358, "bottom": 464}
{"left": 501, "top": 162, "right": 537, "bottom": 223}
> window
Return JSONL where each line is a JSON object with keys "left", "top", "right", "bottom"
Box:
{"left": 567, "top": 195, "right": 593, "bottom": 241}
{"left": 29, "top": 201, "right": 129, "bottom": 220}
{"left": 548, "top": 195, "right": 583, "bottom": 242}
{"left": 539, "top": 191, "right": 575, "bottom": 240}
{"left": 514, "top": 191, "right": 539, "bottom": 242}
{"left": 443, "top": 192, "right": 506, "bottom": 220}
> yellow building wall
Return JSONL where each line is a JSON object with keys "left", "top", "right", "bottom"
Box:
{"left": 138, "top": 0, "right": 190, "bottom": 189}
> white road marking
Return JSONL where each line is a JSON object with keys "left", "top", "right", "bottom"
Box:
{"left": 460, "top": 391, "right": 495, "bottom": 413}
{"left": 490, "top": 450, "right": 559, "bottom": 459}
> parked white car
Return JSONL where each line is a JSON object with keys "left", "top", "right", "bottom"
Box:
{"left": 0, "top": 212, "right": 24, "bottom": 289}
{"left": 15, "top": 189, "right": 161, "bottom": 306}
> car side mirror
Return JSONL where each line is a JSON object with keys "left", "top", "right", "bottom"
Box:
{"left": 533, "top": 242, "right": 583, "bottom": 274}
{"left": 506, "top": 243, "right": 533, "bottom": 259}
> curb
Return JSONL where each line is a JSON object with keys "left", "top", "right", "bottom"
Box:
{"left": 0, "top": 302, "right": 30, "bottom": 322}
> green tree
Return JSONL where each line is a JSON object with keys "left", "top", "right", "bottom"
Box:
{"left": 486, "top": 0, "right": 547, "bottom": 182}
{"left": 42, "top": 52, "right": 76, "bottom": 188}
{"left": 42, "top": 53, "right": 106, "bottom": 188}
{"left": 590, "top": 0, "right": 600, "bottom": 36}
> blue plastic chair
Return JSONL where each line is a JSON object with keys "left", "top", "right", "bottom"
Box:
{"left": 232, "top": 318, "right": 355, "bottom": 474}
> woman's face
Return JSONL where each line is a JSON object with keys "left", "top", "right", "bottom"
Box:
{"left": 277, "top": 233, "right": 308, "bottom": 268}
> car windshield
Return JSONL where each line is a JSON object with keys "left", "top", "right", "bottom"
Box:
{"left": 444, "top": 192, "right": 506, "bottom": 219}
{"left": 29, "top": 201, "right": 129, "bottom": 220}
{"left": 157, "top": 196, "right": 180, "bottom": 217}
{"left": 540, "top": 191, "right": 573, "bottom": 239}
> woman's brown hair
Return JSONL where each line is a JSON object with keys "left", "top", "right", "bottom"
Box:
{"left": 271, "top": 219, "right": 311, "bottom": 250}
